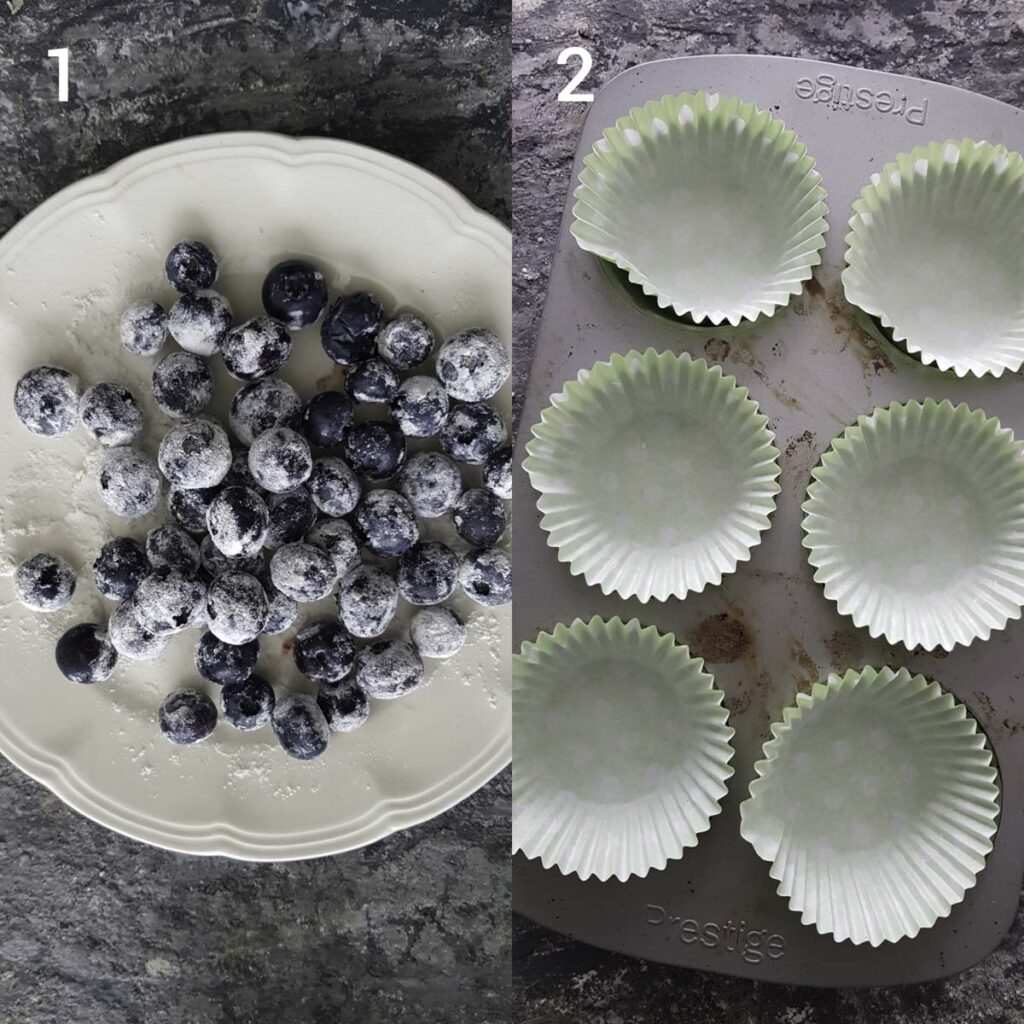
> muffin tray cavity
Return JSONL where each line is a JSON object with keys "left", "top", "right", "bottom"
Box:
{"left": 513, "top": 55, "right": 1024, "bottom": 986}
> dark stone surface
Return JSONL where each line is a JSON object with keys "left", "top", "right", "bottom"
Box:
{"left": 0, "top": 1, "right": 510, "bottom": 1022}
{"left": 513, "top": 0, "right": 1024, "bottom": 1019}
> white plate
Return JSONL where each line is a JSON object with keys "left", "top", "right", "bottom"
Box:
{"left": 0, "top": 133, "right": 511, "bottom": 861}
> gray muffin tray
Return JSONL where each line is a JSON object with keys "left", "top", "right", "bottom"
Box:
{"left": 512, "top": 54, "right": 1024, "bottom": 986}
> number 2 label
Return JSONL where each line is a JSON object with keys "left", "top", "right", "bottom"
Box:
{"left": 557, "top": 47, "right": 594, "bottom": 103}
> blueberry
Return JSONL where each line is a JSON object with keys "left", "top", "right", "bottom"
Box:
{"left": 306, "top": 518, "right": 361, "bottom": 578}
{"left": 262, "top": 259, "right": 327, "bottom": 329}
{"left": 453, "top": 488, "right": 508, "bottom": 547}
{"left": 165, "top": 240, "right": 218, "bottom": 293}
{"left": 459, "top": 547, "right": 511, "bottom": 607}
{"left": 93, "top": 537, "right": 149, "bottom": 600}
{"left": 168, "top": 485, "right": 220, "bottom": 535}
{"left": 436, "top": 328, "right": 510, "bottom": 402}
{"left": 200, "top": 535, "right": 265, "bottom": 578}
{"left": 389, "top": 375, "right": 449, "bottom": 437}
{"left": 146, "top": 524, "right": 201, "bottom": 576}
{"left": 307, "top": 457, "right": 361, "bottom": 517}
{"left": 206, "top": 570, "right": 268, "bottom": 645}
{"left": 248, "top": 426, "right": 312, "bottom": 493}
{"left": 152, "top": 351, "right": 214, "bottom": 418}
{"left": 159, "top": 689, "right": 217, "bottom": 744}
{"left": 132, "top": 566, "right": 207, "bottom": 635}
{"left": 14, "top": 552, "right": 76, "bottom": 612}
{"left": 410, "top": 606, "right": 466, "bottom": 660}
{"left": 206, "top": 486, "right": 270, "bottom": 557}
{"left": 293, "top": 620, "right": 355, "bottom": 684}
{"left": 264, "top": 488, "right": 318, "bottom": 549}
{"left": 195, "top": 630, "right": 258, "bottom": 685}
{"left": 376, "top": 313, "right": 435, "bottom": 370}
{"left": 317, "top": 683, "right": 369, "bottom": 733}
{"left": 158, "top": 418, "right": 232, "bottom": 489}
{"left": 396, "top": 541, "right": 460, "bottom": 605}
{"left": 108, "top": 600, "right": 170, "bottom": 661}
{"left": 168, "top": 290, "right": 233, "bottom": 357}
{"left": 482, "top": 445, "right": 512, "bottom": 500}
{"left": 336, "top": 564, "right": 398, "bottom": 639}
{"left": 258, "top": 571, "right": 299, "bottom": 635}
{"left": 302, "top": 390, "right": 354, "bottom": 448}
{"left": 222, "top": 448, "right": 262, "bottom": 492}
{"left": 440, "top": 402, "right": 506, "bottom": 465}
{"left": 272, "top": 694, "right": 329, "bottom": 760}
{"left": 345, "top": 358, "right": 399, "bottom": 404}
{"left": 230, "top": 378, "right": 303, "bottom": 446}
{"left": 355, "top": 639, "right": 424, "bottom": 700}
{"left": 222, "top": 317, "right": 292, "bottom": 382}
{"left": 396, "top": 451, "right": 463, "bottom": 518}
{"left": 119, "top": 301, "right": 167, "bottom": 357}
{"left": 222, "top": 675, "right": 275, "bottom": 731}
{"left": 343, "top": 420, "right": 405, "bottom": 481}
{"left": 321, "top": 292, "right": 384, "bottom": 365}
{"left": 351, "top": 490, "right": 419, "bottom": 557}
{"left": 269, "top": 542, "right": 337, "bottom": 603}
{"left": 55, "top": 622, "right": 117, "bottom": 684}
{"left": 14, "top": 365, "right": 81, "bottom": 437}
{"left": 97, "top": 446, "right": 162, "bottom": 519}
{"left": 80, "top": 383, "right": 144, "bottom": 447}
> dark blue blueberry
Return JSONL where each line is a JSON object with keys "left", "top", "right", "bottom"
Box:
{"left": 159, "top": 689, "right": 217, "bottom": 744}
{"left": 14, "top": 552, "right": 76, "bottom": 612}
{"left": 320, "top": 292, "right": 384, "bottom": 365}
{"left": 342, "top": 420, "right": 405, "bottom": 481}
{"left": 56, "top": 623, "right": 118, "bottom": 684}
{"left": 222, "top": 674, "right": 275, "bottom": 731}
{"left": 168, "top": 485, "right": 220, "bottom": 535}
{"left": 265, "top": 488, "right": 318, "bottom": 550}
{"left": 262, "top": 260, "right": 328, "bottom": 329}
{"left": 396, "top": 541, "right": 460, "bottom": 606}
{"left": 258, "top": 571, "right": 299, "bottom": 635}
{"left": 352, "top": 490, "right": 418, "bottom": 557}
{"left": 165, "top": 240, "right": 218, "bottom": 293}
{"left": 453, "top": 488, "right": 508, "bottom": 547}
{"left": 200, "top": 534, "right": 265, "bottom": 578}
{"left": 93, "top": 537, "right": 149, "bottom": 601}
{"left": 389, "top": 376, "right": 449, "bottom": 437}
{"left": 14, "top": 365, "right": 82, "bottom": 437}
{"left": 440, "top": 402, "right": 506, "bottom": 465}
{"left": 345, "top": 358, "right": 399, "bottom": 404}
{"left": 195, "top": 630, "right": 259, "bottom": 685}
{"left": 459, "top": 547, "right": 511, "bottom": 607}
{"left": 482, "top": 445, "right": 512, "bottom": 500}
{"left": 152, "top": 351, "right": 214, "bottom": 418}
{"left": 272, "top": 694, "right": 329, "bottom": 760}
{"left": 79, "top": 382, "right": 143, "bottom": 446}
{"left": 317, "top": 682, "right": 370, "bottom": 733}
{"left": 119, "top": 301, "right": 167, "bottom": 357}
{"left": 146, "top": 525, "right": 201, "bottom": 576}
{"left": 293, "top": 620, "right": 355, "bottom": 685}
{"left": 222, "top": 448, "right": 262, "bottom": 492}
{"left": 222, "top": 317, "right": 292, "bottom": 382}
{"left": 302, "top": 390, "right": 354, "bottom": 448}
{"left": 376, "top": 314, "right": 435, "bottom": 370}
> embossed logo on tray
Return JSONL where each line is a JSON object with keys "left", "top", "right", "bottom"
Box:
{"left": 795, "top": 73, "right": 929, "bottom": 125}
{"left": 645, "top": 905, "right": 786, "bottom": 963}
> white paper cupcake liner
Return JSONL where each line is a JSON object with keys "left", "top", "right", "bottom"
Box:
{"left": 513, "top": 616, "right": 734, "bottom": 882}
{"left": 802, "top": 399, "right": 1024, "bottom": 652}
{"left": 740, "top": 666, "right": 1000, "bottom": 946}
{"left": 524, "top": 348, "right": 781, "bottom": 603}
{"left": 843, "top": 139, "right": 1024, "bottom": 377}
{"left": 571, "top": 91, "right": 829, "bottom": 326}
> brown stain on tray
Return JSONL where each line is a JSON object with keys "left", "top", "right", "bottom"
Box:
{"left": 688, "top": 613, "right": 751, "bottom": 664}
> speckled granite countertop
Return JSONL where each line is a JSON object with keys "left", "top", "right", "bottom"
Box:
{"left": 513, "top": 0, "right": 1024, "bottom": 1020}
{"left": 0, "top": 2, "right": 510, "bottom": 1022}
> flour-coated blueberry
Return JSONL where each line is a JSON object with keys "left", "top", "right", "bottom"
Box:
{"left": 355, "top": 639, "right": 424, "bottom": 700}
{"left": 80, "top": 383, "right": 143, "bottom": 446}
{"left": 195, "top": 630, "right": 259, "bottom": 685}
{"left": 222, "top": 675, "right": 275, "bottom": 731}
{"left": 229, "top": 378, "right": 303, "bottom": 446}
{"left": 272, "top": 694, "right": 329, "bottom": 760}
{"left": 435, "top": 328, "right": 510, "bottom": 402}
{"left": 146, "top": 524, "right": 201, "bottom": 576}
{"left": 222, "top": 317, "right": 292, "bottom": 381}
{"left": 14, "top": 365, "right": 81, "bottom": 437}
{"left": 376, "top": 313, "right": 434, "bottom": 370}
{"left": 342, "top": 420, "right": 405, "bottom": 481}
{"left": 14, "top": 552, "right": 76, "bottom": 612}
{"left": 293, "top": 620, "right": 355, "bottom": 684}
{"left": 390, "top": 375, "right": 449, "bottom": 437}
{"left": 165, "top": 240, "right": 218, "bottom": 293}
{"left": 168, "top": 290, "right": 233, "bottom": 357}
{"left": 351, "top": 489, "right": 418, "bottom": 557}
{"left": 152, "top": 352, "right": 214, "bottom": 418}
{"left": 158, "top": 418, "right": 232, "bottom": 489}
{"left": 396, "top": 451, "right": 462, "bottom": 518}
{"left": 459, "top": 547, "right": 511, "bottom": 607}
{"left": 440, "top": 402, "right": 506, "bottom": 465}
{"left": 410, "top": 606, "right": 466, "bottom": 659}
{"left": 119, "top": 301, "right": 167, "bottom": 357}
{"left": 269, "top": 542, "right": 337, "bottom": 602}
{"left": 93, "top": 537, "right": 149, "bottom": 600}
{"left": 159, "top": 689, "right": 217, "bottom": 744}
{"left": 56, "top": 622, "right": 117, "bottom": 684}
{"left": 248, "top": 426, "right": 312, "bottom": 493}
{"left": 97, "top": 446, "right": 162, "bottom": 519}
{"left": 336, "top": 564, "right": 397, "bottom": 639}
{"left": 206, "top": 570, "right": 268, "bottom": 645}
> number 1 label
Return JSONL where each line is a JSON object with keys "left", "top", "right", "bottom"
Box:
{"left": 48, "top": 48, "right": 69, "bottom": 102}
